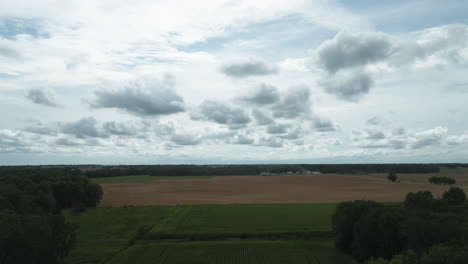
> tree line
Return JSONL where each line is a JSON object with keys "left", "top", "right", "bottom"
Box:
{"left": 333, "top": 187, "right": 468, "bottom": 263}
{"left": 0, "top": 169, "right": 103, "bottom": 264}
{"left": 79, "top": 164, "right": 442, "bottom": 178}
{"left": 428, "top": 176, "right": 456, "bottom": 185}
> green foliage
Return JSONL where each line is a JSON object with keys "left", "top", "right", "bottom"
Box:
{"left": 404, "top": 191, "right": 435, "bottom": 209}
{"left": 401, "top": 210, "right": 464, "bottom": 252}
{"left": 387, "top": 173, "right": 397, "bottom": 183}
{"left": 442, "top": 187, "right": 466, "bottom": 205}
{"left": 0, "top": 171, "right": 103, "bottom": 264}
{"left": 428, "top": 176, "right": 456, "bottom": 185}
{"left": 420, "top": 244, "right": 468, "bottom": 264}
{"left": 352, "top": 207, "right": 405, "bottom": 261}
{"left": 0, "top": 212, "right": 77, "bottom": 264}
{"left": 332, "top": 200, "right": 382, "bottom": 254}
{"left": 366, "top": 250, "right": 418, "bottom": 264}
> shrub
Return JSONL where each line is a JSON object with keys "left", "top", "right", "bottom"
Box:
{"left": 387, "top": 173, "right": 397, "bottom": 183}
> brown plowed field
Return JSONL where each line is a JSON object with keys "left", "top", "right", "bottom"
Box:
{"left": 99, "top": 168, "right": 468, "bottom": 206}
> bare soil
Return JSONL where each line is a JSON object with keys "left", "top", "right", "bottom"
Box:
{"left": 99, "top": 168, "right": 468, "bottom": 206}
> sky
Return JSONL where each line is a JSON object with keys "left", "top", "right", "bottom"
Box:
{"left": 1, "top": 0, "right": 468, "bottom": 165}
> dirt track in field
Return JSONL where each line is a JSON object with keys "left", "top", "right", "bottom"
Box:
{"left": 99, "top": 168, "right": 468, "bottom": 206}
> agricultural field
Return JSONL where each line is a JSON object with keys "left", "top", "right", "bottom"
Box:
{"left": 64, "top": 206, "right": 176, "bottom": 264}
{"left": 99, "top": 168, "right": 468, "bottom": 206}
{"left": 65, "top": 203, "right": 350, "bottom": 264}
{"left": 149, "top": 204, "right": 334, "bottom": 237}
{"left": 108, "top": 240, "right": 357, "bottom": 264}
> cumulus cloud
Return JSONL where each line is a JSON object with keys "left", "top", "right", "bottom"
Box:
{"left": 238, "top": 84, "right": 279, "bottom": 105}
{"left": 221, "top": 59, "right": 278, "bottom": 78}
{"left": 170, "top": 133, "right": 203, "bottom": 146}
{"left": 191, "top": 100, "right": 251, "bottom": 129}
{"left": 24, "top": 122, "right": 57, "bottom": 135}
{"left": 411, "top": 126, "right": 447, "bottom": 149}
{"left": 312, "top": 118, "right": 337, "bottom": 132}
{"left": 316, "top": 31, "right": 394, "bottom": 74}
{"left": 272, "top": 85, "right": 312, "bottom": 119}
{"left": 267, "top": 123, "right": 290, "bottom": 134}
{"left": 256, "top": 137, "right": 283, "bottom": 148}
{"left": 312, "top": 25, "right": 468, "bottom": 101}
{"left": 60, "top": 117, "right": 109, "bottom": 139}
{"left": 102, "top": 121, "right": 138, "bottom": 136}
{"left": 26, "top": 88, "right": 60, "bottom": 107}
{"left": 252, "top": 109, "right": 274, "bottom": 125}
{"left": 232, "top": 134, "right": 255, "bottom": 145}
{"left": 447, "top": 134, "right": 468, "bottom": 145}
{"left": 88, "top": 79, "right": 185, "bottom": 116}
{"left": 320, "top": 71, "right": 373, "bottom": 102}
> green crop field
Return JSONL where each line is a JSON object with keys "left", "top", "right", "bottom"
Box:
{"left": 90, "top": 175, "right": 213, "bottom": 183}
{"left": 65, "top": 203, "right": 354, "bottom": 264}
{"left": 65, "top": 206, "right": 176, "bottom": 264}
{"left": 108, "top": 240, "right": 357, "bottom": 264}
{"left": 151, "top": 203, "right": 334, "bottom": 238}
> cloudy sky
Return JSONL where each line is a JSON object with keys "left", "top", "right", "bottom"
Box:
{"left": 1, "top": 0, "right": 468, "bottom": 165}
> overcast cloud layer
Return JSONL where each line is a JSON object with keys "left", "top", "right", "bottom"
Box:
{"left": 1, "top": 0, "right": 468, "bottom": 164}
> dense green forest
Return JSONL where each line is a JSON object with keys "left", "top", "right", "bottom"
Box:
{"left": 333, "top": 188, "right": 468, "bottom": 263}
{"left": 0, "top": 169, "right": 103, "bottom": 264}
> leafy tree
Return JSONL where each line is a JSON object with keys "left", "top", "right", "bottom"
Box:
{"left": 442, "top": 187, "right": 466, "bottom": 205}
{"left": 332, "top": 200, "right": 382, "bottom": 254}
{"left": 387, "top": 173, "right": 397, "bottom": 183}
{"left": 0, "top": 171, "right": 103, "bottom": 264}
{"left": 401, "top": 211, "right": 464, "bottom": 253}
{"left": 428, "top": 176, "right": 456, "bottom": 185}
{"left": 404, "top": 191, "right": 435, "bottom": 209}
{"left": 352, "top": 207, "right": 405, "bottom": 261}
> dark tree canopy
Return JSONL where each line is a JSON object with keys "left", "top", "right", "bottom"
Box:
{"left": 387, "top": 172, "right": 397, "bottom": 183}
{"left": 428, "top": 176, "right": 456, "bottom": 185}
{"left": 442, "top": 187, "right": 466, "bottom": 205}
{"left": 0, "top": 170, "right": 103, "bottom": 264}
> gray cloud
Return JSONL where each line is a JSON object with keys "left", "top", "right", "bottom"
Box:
{"left": 256, "top": 137, "right": 283, "bottom": 148}
{"left": 222, "top": 59, "right": 278, "bottom": 78}
{"left": 272, "top": 85, "right": 312, "bottom": 119}
{"left": 192, "top": 100, "right": 251, "bottom": 129}
{"left": 366, "top": 116, "right": 381, "bottom": 125}
{"left": 24, "top": 122, "right": 57, "bottom": 135}
{"left": 267, "top": 123, "right": 290, "bottom": 134}
{"left": 102, "top": 121, "right": 137, "bottom": 136}
{"left": 239, "top": 84, "right": 279, "bottom": 105}
{"left": 312, "top": 118, "right": 337, "bottom": 132}
{"left": 60, "top": 117, "right": 109, "bottom": 138}
{"left": 314, "top": 25, "right": 468, "bottom": 102}
{"left": 252, "top": 109, "right": 274, "bottom": 125}
{"left": 320, "top": 71, "right": 373, "bottom": 102}
{"left": 411, "top": 127, "right": 447, "bottom": 149}
{"left": 232, "top": 134, "right": 255, "bottom": 145}
{"left": 89, "top": 81, "right": 185, "bottom": 116}
{"left": 170, "top": 134, "right": 202, "bottom": 146}
{"left": 0, "top": 44, "right": 20, "bottom": 58}
{"left": 26, "top": 88, "right": 59, "bottom": 107}
{"left": 316, "top": 31, "right": 394, "bottom": 74}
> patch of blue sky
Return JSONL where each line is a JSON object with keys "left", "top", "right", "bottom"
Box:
{"left": 339, "top": 0, "right": 468, "bottom": 33}
{"left": 0, "top": 17, "right": 49, "bottom": 39}
{"left": 177, "top": 14, "right": 336, "bottom": 60}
